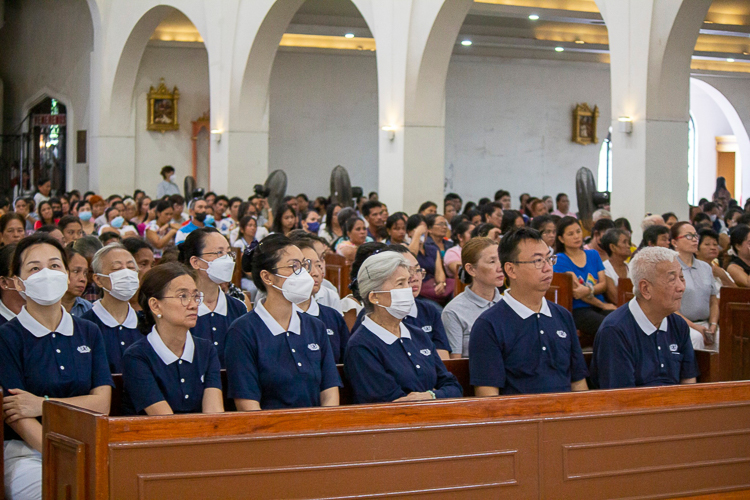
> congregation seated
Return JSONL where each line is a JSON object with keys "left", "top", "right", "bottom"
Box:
{"left": 343, "top": 251, "right": 462, "bottom": 404}
{"left": 727, "top": 224, "right": 750, "bottom": 287}
{"left": 416, "top": 214, "right": 454, "bottom": 304}
{"left": 584, "top": 218, "right": 615, "bottom": 264}
{"left": 553, "top": 216, "right": 615, "bottom": 346}
{"left": 695, "top": 228, "right": 735, "bottom": 288}
{"left": 121, "top": 263, "right": 224, "bottom": 416}
{"left": 0, "top": 234, "right": 113, "bottom": 500}
{"left": 601, "top": 228, "right": 632, "bottom": 304}
{"left": 442, "top": 237, "right": 503, "bottom": 359}
{"left": 334, "top": 209, "right": 368, "bottom": 261}
{"left": 637, "top": 224, "right": 671, "bottom": 251}
{"left": 590, "top": 247, "right": 699, "bottom": 389}
{"left": 470, "top": 227, "right": 588, "bottom": 395}
{"left": 443, "top": 220, "right": 475, "bottom": 279}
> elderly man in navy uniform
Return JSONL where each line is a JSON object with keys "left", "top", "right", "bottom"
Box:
{"left": 590, "top": 247, "right": 698, "bottom": 388}
{"left": 470, "top": 227, "right": 588, "bottom": 395}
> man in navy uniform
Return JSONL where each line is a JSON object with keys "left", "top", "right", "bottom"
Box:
{"left": 590, "top": 246, "right": 698, "bottom": 388}
{"left": 470, "top": 227, "right": 588, "bottom": 395}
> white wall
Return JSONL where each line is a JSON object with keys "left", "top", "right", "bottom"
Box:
{"left": 689, "top": 82, "right": 732, "bottom": 202}
{"left": 445, "top": 56, "right": 611, "bottom": 211}
{"left": 269, "top": 49, "right": 379, "bottom": 199}
{"left": 134, "top": 43, "right": 210, "bottom": 197}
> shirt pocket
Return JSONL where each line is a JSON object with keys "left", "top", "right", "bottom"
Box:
{"left": 667, "top": 351, "right": 684, "bottom": 382}
{"left": 505, "top": 344, "right": 540, "bottom": 377}
{"left": 551, "top": 339, "right": 571, "bottom": 373}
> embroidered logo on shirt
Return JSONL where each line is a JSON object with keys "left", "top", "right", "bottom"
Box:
{"left": 420, "top": 348, "right": 431, "bottom": 356}
{"left": 201, "top": 375, "right": 205, "bottom": 383}
{"left": 326, "top": 329, "right": 334, "bottom": 336}
{"left": 77, "top": 345, "right": 91, "bottom": 354}
{"left": 422, "top": 326, "right": 433, "bottom": 333}
{"left": 556, "top": 330, "right": 567, "bottom": 339}
{"left": 669, "top": 344, "right": 679, "bottom": 353}
{"left": 308, "top": 343, "right": 320, "bottom": 351}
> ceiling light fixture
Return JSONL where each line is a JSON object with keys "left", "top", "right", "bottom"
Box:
{"left": 344, "top": 33, "right": 355, "bottom": 38}
{"left": 555, "top": 46, "right": 564, "bottom": 52}
{"left": 461, "top": 40, "right": 472, "bottom": 46}
{"left": 529, "top": 14, "right": 539, "bottom": 20}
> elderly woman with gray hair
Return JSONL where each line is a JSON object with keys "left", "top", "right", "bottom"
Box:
{"left": 343, "top": 251, "right": 462, "bottom": 404}
{"left": 590, "top": 246, "right": 699, "bottom": 389}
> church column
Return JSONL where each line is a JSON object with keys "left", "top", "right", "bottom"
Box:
{"left": 596, "top": 0, "right": 711, "bottom": 237}
{"left": 352, "top": 0, "right": 471, "bottom": 214}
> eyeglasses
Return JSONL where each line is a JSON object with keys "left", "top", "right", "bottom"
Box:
{"left": 408, "top": 266, "right": 427, "bottom": 279}
{"left": 163, "top": 292, "right": 204, "bottom": 307}
{"left": 200, "top": 250, "right": 235, "bottom": 261}
{"left": 433, "top": 222, "right": 449, "bottom": 228}
{"left": 513, "top": 255, "right": 557, "bottom": 269}
{"left": 273, "top": 259, "right": 312, "bottom": 275}
{"left": 677, "top": 233, "right": 699, "bottom": 241}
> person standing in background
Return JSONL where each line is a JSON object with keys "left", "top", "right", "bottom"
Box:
{"left": 156, "top": 166, "right": 181, "bottom": 199}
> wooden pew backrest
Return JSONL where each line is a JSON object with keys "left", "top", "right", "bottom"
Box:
{"left": 695, "top": 349, "right": 720, "bottom": 383}
{"left": 719, "top": 286, "right": 750, "bottom": 381}
{"left": 453, "top": 278, "right": 467, "bottom": 298}
{"left": 546, "top": 272, "right": 574, "bottom": 311}
{"left": 616, "top": 277, "right": 634, "bottom": 307}
{"left": 231, "top": 247, "right": 243, "bottom": 288}
{"left": 324, "top": 253, "right": 350, "bottom": 299}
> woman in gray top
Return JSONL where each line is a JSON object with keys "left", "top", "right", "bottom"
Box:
{"left": 670, "top": 221, "right": 718, "bottom": 350}
{"left": 441, "top": 237, "right": 504, "bottom": 358}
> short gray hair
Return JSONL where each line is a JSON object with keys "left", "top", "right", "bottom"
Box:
{"left": 641, "top": 214, "right": 665, "bottom": 232}
{"left": 91, "top": 242, "right": 136, "bottom": 274}
{"left": 357, "top": 252, "right": 409, "bottom": 313}
{"left": 592, "top": 209, "right": 612, "bottom": 222}
{"left": 629, "top": 246, "right": 678, "bottom": 298}
{"left": 72, "top": 235, "right": 103, "bottom": 260}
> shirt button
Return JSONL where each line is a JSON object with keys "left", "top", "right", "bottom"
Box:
{"left": 185, "top": 395, "right": 189, "bottom": 399}
{"left": 536, "top": 314, "right": 540, "bottom": 318}
{"left": 60, "top": 365, "right": 65, "bottom": 370}
{"left": 56, "top": 349, "right": 61, "bottom": 353}
{"left": 291, "top": 349, "right": 296, "bottom": 353}
{"left": 212, "top": 327, "right": 217, "bottom": 331}
{"left": 416, "top": 365, "right": 421, "bottom": 369}
{"left": 540, "top": 331, "right": 544, "bottom": 335}
{"left": 120, "top": 341, "right": 125, "bottom": 346}
{"left": 52, "top": 334, "right": 56, "bottom": 338}
{"left": 407, "top": 352, "right": 411, "bottom": 356}
{"left": 211, "top": 313, "right": 214, "bottom": 317}
{"left": 542, "top": 347, "right": 547, "bottom": 351}
{"left": 297, "top": 362, "right": 302, "bottom": 367}
{"left": 181, "top": 378, "right": 185, "bottom": 383}
{"left": 658, "top": 346, "right": 661, "bottom": 350}
{"left": 661, "top": 364, "right": 664, "bottom": 368}
{"left": 214, "top": 341, "right": 218, "bottom": 346}
{"left": 119, "top": 326, "right": 122, "bottom": 330}
{"left": 179, "top": 360, "right": 183, "bottom": 365}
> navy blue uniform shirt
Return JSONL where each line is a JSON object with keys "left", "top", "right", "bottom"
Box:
{"left": 0, "top": 299, "right": 16, "bottom": 327}
{"left": 416, "top": 236, "right": 454, "bottom": 280}
{"left": 192, "top": 289, "right": 247, "bottom": 368}
{"left": 344, "top": 316, "right": 463, "bottom": 404}
{"left": 121, "top": 328, "right": 222, "bottom": 415}
{"left": 590, "top": 299, "right": 699, "bottom": 389}
{"left": 224, "top": 300, "right": 341, "bottom": 409}
{"left": 0, "top": 307, "right": 113, "bottom": 441}
{"left": 469, "top": 292, "right": 588, "bottom": 394}
{"left": 300, "top": 299, "right": 350, "bottom": 363}
{"left": 351, "top": 297, "right": 452, "bottom": 353}
{"left": 81, "top": 301, "right": 143, "bottom": 374}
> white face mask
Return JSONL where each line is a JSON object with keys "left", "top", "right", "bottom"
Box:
{"left": 374, "top": 287, "right": 415, "bottom": 320}
{"left": 200, "top": 254, "right": 235, "bottom": 284}
{"left": 272, "top": 268, "right": 315, "bottom": 304}
{"left": 98, "top": 268, "right": 139, "bottom": 302}
{"left": 169, "top": 174, "right": 175, "bottom": 182}
{"left": 17, "top": 268, "right": 69, "bottom": 306}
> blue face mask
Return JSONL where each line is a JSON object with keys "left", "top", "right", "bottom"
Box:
{"left": 78, "top": 211, "right": 92, "bottom": 222}
{"left": 307, "top": 221, "right": 320, "bottom": 233}
{"left": 111, "top": 216, "right": 125, "bottom": 228}
{"left": 205, "top": 214, "right": 215, "bottom": 226}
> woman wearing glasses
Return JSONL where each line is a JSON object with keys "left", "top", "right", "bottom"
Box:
{"left": 344, "top": 251, "right": 462, "bottom": 404}
{"left": 670, "top": 222, "right": 718, "bottom": 350}
{"left": 417, "top": 214, "right": 454, "bottom": 305}
{"left": 442, "top": 238, "right": 504, "bottom": 359}
{"left": 225, "top": 234, "right": 341, "bottom": 410}
{"left": 553, "top": 217, "right": 615, "bottom": 347}
{"left": 121, "top": 263, "right": 224, "bottom": 415}
{"left": 178, "top": 228, "right": 247, "bottom": 368}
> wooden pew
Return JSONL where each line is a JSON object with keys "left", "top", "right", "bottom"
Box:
{"left": 453, "top": 278, "right": 467, "bottom": 298}
{"left": 718, "top": 287, "right": 750, "bottom": 381}
{"left": 324, "top": 253, "right": 350, "bottom": 298}
{"left": 616, "top": 277, "right": 633, "bottom": 307}
{"left": 695, "top": 349, "right": 720, "bottom": 383}
{"left": 230, "top": 247, "right": 243, "bottom": 288}
{"left": 44, "top": 381, "right": 750, "bottom": 499}
{"left": 546, "top": 272, "right": 574, "bottom": 311}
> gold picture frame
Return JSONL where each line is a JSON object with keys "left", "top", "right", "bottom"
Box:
{"left": 573, "top": 103, "right": 599, "bottom": 145}
{"left": 147, "top": 78, "right": 180, "bottom": 132}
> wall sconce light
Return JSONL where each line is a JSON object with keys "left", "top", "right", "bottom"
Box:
{"left": 211, "top": 129, "right": 223, "bottom": 143}
{"left": 618, "top": 117, "right": 633, "bottom": 134}
{"left": 381, "top": 125, "right": 397, "bottom": 141}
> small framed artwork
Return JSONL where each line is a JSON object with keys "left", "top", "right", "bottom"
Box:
{"left": 573, "top": 103, "right": 599, "bottom": 145}
{"left": 147, "top": 78, "right": 180, "bottom": 132}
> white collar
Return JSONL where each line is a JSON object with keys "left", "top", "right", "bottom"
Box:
{"left": 502, "top": 290, "right": 552, "bottom": 319}
{"left": 147, "top": 326, "right": 195, "bottom": 364}
{"left": 17, "top": 305, "right": 74, "bottom": 337}
{"left": 255, "top": 299, "right": 301, "bottom": 336}
{"left": 303, "top": 298, "right": 320, "bottom": 317}
{"left": 198, "top": 288, "right": 227, "bottom": 316}
{"left": 628, "top": 298, "right": 668, "bottom": 336}
{"left": 92, "top": 300, "right": 138, "bottom": 328}
{"left": 362, "top": 315, "right": 411, "bottom": 345}
{"left": 407, "top": 300, "right": 418, "bottom": 318}
{"left": 0, "top": 300, "right": 16, "bottom": 321}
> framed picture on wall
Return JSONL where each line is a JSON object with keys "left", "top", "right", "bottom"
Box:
{"left": 573, "top": 103, "right": 599, "bottom": 145}
{"left": 147, "top": 78, "right": 180, "bottom": 132}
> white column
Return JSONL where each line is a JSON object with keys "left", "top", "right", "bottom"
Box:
{"left": 597, "top": 0, "right": 711, "bottom": 238}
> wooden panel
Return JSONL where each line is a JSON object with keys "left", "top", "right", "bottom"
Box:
{"left": 108, "top": 422, "right": 538, "bottom": 499}
{"left": 443, "top": 358, "right": 473, "bottom": 397}
{"left": 43, "top": 433, "right": 86, "bottom": 500}
{"left": 616, "top": 278, "right": 633, "bottom": 307}
{"left": 719, "top": 287, "right": 750, "bottom": 381}
{"left": 716, "top": 151, "right": 736, "bottom": 197}
{"left": 324, "top": 253, "right": 350, "bottom": 299}
{"left": 546, "top": 273, "right": 574, "bottom": 311}
{"left": 696, "top": 349, "right": 720, "bottom": 383}
{"left": 541, "top": 403, "right": 750, "bottom": 499}
{"left": 454, "top": 279, "right": 467, "bottom": 298}
{"left": 231, "top": 248, "right": 242, "bottom": 288}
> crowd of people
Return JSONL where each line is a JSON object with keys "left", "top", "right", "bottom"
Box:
{"left": 1, "top": 168, "right": 750, "bottom": 499}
